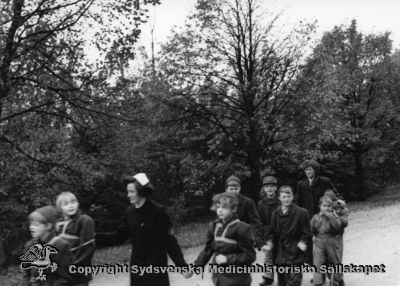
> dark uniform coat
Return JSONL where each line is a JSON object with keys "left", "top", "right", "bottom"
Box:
{"left": 194, "top": 214, "right": 256, "bottom": 286}
{"left": 55, "top": 211, "right": 95, "bottom": 283}
{"left": 236, "top": 194, "right": 263, "bottom": 247}
{"left": 270, "top": 204, "right": 311, "bottom": 265}
{"left": 22, "top": 232, "right": 74, "bottom": 286}
{"left": 295, "top": 176, "right": 341, "bottom": 217}
{"left": 95, "top": 199, "right": 187, "bottom": 286}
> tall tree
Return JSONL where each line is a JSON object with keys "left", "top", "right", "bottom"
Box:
{"left": 0, "top": 0, "right": 159, "bottom": 251}
{"left": 0, "top": 0, "right": 158, "bottom": 125}
{"left": 305, "top": 20, "right": 397, "bottom": 199}
{"left": 157, "top": 0, "right": 316, "bottom": 198}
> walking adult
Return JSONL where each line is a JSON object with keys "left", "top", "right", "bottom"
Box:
{"left": 295, "top": 160, "right": 341, "bottom": 218}
{"left": 96, "top": 173, "right": 190, "bottom": 286}
{"left": 294, "top": 159, "right": 342, "bottom": 266}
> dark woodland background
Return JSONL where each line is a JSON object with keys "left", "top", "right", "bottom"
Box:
{"left": 1, "top": 0, "right": 400, "bottom": 262}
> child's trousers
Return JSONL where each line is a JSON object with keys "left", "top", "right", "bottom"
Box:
{"left": 262, "top": 248, "right": 274, "bottom": 281}
{"left": 313, "top": 236, "right": 343, "bottom": 286}
{"left": 337, "top": 234, "right": 344, "bottom": 261}
{"left": 277, "top": 272, "right": 302, "bottom": 286}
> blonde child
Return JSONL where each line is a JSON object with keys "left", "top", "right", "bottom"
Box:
{"left": 55, "top": 192, "right": 95, "bottom": 286}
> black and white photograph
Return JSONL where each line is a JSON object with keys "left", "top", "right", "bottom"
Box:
{"left": 0, "top": 0, "right": 399, "bottom": 285}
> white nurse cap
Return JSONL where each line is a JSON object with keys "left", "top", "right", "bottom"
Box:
{"left": 133, "top": 173, "right": 150, "bottom": 186}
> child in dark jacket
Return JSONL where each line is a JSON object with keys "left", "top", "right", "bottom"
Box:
{"left": 225, "top": 175, "right": 263, "bottom": 248}
{"left": 22, "top": 206, "right": 74, "bottom": 286}
{"left": 267, "top": 186, "right": 311, "bottom": 286}
{"left": 258, "top": 176, "right": 280, "bottom": 286}
{"left": 194, "top": 192, "right": 256, "bottom": 286}
{"left": 311, "top": 196, "right": 343, "bottom": 286}
{"left": 55, "top": 192, "right": 95, "bottom": 285}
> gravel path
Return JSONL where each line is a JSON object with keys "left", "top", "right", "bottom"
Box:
{"left": 92, "top": 199, "right": 400, "bottom": 286}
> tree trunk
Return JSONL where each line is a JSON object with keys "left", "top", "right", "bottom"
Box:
{"left": 246, "top": 119, "right": 262, "bottom": 201}
{"left": 354, "top": 148, "right": 365, "bottom": 200}
{"left": 0, "top": 234, "right": 7, "bottom": 272}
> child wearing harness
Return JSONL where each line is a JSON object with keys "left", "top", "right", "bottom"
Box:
{"left": 55, "top": 192, "right": 95, "bottom": 286}
{"left": 22, "top": 206, "right": 74, "bottom": 285}
{"left": 193, "top": 192, "right": 256, "bottom": 286}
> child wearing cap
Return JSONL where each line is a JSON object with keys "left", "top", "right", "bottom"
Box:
{"left": 225, "top": 175, "right": 263, "bottom": 248}
{"left": 55, "top": 192, "right": 95, "bottom": 285}
{"left": 267, "top": 186, "right": 311, "bottom": 286}
{"left": 22, "top": 206, "right": 74, "bottom": 285}
{"left": 194, "top": 192, "right": 256, "bottom": 286}
{"left": 311, "top": 196, "right": 343, "bottom": 286}
{"left": 258, "top": 176, "right": 280, "bottom": 286}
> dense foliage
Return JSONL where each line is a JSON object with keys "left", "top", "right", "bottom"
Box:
{"left": 1, "top": 0, "right": 400, "bottom": 261}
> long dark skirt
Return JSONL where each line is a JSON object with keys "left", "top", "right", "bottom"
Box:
{"left": 130, "top": 271, "right": 170, "bottom": 286}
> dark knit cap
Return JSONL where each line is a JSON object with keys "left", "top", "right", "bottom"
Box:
{"left": 34, "top": 206, "right": 59, "bottom": 224}
{"left": 225, "top": 175, "right": 241, "bottom": 186}
{"left": 263, "top": 176, "right": 277, "bottom": 185}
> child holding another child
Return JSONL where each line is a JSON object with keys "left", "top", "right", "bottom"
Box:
{"left": 311, "top": 196, "right": 343, "bottom": 286}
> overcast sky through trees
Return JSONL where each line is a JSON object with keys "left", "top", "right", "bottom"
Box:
{"left": 136, "top": 0, "right": 400, "bottom": 54}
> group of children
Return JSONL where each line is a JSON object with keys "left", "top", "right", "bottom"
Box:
{"left": 192, "top": 173, "right": 349, "bottom": 286}
{"left": 22, "top": 192, "right": 95, "bottom": 286}
{"left": 21, "top": 167, "right": 349, "bottom": 286}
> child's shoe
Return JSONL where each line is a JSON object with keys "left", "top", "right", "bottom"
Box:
{"left": 259, "top": 277, "right": 274, "bottom": 286}
{"left": 311, "top": 275, "right": 326, "bottom": 284}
